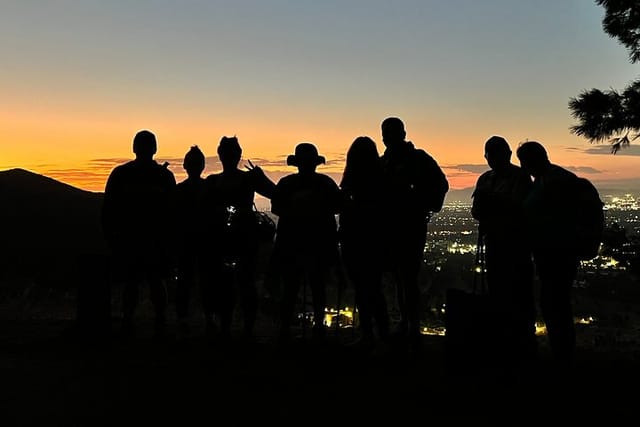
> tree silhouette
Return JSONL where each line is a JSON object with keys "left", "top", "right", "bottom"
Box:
{"left": 569, "top": 0, "right": 640, "bottom": 153}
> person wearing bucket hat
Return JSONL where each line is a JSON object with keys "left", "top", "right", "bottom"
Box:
{"left": 286, "top": 142, "right": 326, "bottom": 168}
{"left": 271, "top": 142, "right": 341, "bottom": 346}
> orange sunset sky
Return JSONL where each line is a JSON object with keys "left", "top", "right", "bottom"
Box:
{"left": 2, "top": 1, "right": 639, "bottom": 193}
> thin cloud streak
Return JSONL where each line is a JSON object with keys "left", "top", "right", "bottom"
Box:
{"left": 54, "top": 155, "right": 346, "bottom": 191}
{"left": 31, "top": 149, "right": 617, "bottom": 193}
{"left": 565, "top": 166, "right": 603, "bottom": 174}
{"left": 571, "top": 145, "right": 640, "bottom": 157}
{"left": 445, "top": 164, "right": 489, "bottom": 174}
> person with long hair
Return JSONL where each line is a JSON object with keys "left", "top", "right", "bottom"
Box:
{"left": 339, "top": 136, "right": 390, "bottom": 351}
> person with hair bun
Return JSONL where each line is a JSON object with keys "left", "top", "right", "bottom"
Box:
{"left": 174, "top": 145, "right": 208, "bottom": 341}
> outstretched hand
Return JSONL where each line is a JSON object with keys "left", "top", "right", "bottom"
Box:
{"left": 245, "top": 159, "right": 264, "bottom": 175}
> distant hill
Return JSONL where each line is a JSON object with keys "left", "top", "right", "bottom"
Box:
{"left": 0, "top": 168, "right": 106, "bottom": 287}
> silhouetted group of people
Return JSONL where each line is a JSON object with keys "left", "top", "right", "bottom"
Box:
{"left": 101, "top": 117, "right": 587, "bottom": 369}
{"left": 472, "top": 137, "right": 588, "bottom": 369}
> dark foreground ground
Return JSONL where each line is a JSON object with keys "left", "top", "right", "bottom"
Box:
{"left": 1, "top": 316, "right": 640, "bottom": 426}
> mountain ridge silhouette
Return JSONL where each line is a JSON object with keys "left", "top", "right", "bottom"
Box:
{"left": 0, "top": 168, "right": 103, "bottom": 197}
{"left": 0, "top": 168, "right": 106, "bottom": 287}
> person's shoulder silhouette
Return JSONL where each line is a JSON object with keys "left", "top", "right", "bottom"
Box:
{"left": 101, "top": 129, "right": 177, "bottom": 340}
{"left": 103, "top": 130, "right": 176, "bottom": 245}
{"left": 274, "top": 143, "right": 339, "bottom": 218}
{"left": 379, "top": 117, "right": 448, "bottom": 219}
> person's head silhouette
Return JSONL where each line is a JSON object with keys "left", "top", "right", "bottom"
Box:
{"left": 381, "top": 117, "right": 406, "bottom": 149}
{"left": 133, "top": 130, "right": 157, "bottom": 161}
{"left": 346, "top": 136, "right": 379, "bottom": 170}
{"left": 287, "top": 142, "right": 325, "bottom": 174}
{"left": 183, "top": 145, "right": 205, "bottom": 178}
{"left": 341, "top": 136, "right": 380, "bottom": 188}
{"left": 484, "top": 136, "right": 511, "bottom": 171}
{"left": 218, "top": 136, "right": 242, "bottom": 171}
{"left": 516, "top": 141, "right": 550, "bottom": 179}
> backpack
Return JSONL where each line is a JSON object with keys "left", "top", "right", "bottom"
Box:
{"left": 382, "top": 143, "right": 449, "bottom": 218}
{"left": 416, "top": 150, "right": 449, "bottom": 214}
{"left": 425, "top": 163, "right": 449, "bottom": 213}
{"left": 574, "top": 177, "right": 605, "bottom": 260}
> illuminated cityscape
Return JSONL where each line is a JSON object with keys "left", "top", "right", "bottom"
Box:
{"left": 311, "top": 192, "right": 640, "bottom": 340}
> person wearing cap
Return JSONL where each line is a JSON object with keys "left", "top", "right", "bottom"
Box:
{"left": 471, "top": 136, "right": 536, "bottom": 366}
{"left": 102, "top": 130, "right": 177, "bottom": 340}
{"left": 204, "top": 136, "right": 276, "bottom": 343}
{"left": 271, "top": 142, "right": 341, "bottom": 345}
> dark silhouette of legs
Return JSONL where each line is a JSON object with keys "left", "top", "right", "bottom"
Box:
{"left": 122, "top": 279, "right": 139, "bottom": 336}
{"left": 308, "top": 273, "right": 327, "bottom": 341}
{"left": 536, "top": 254, "right": 578, "bottom": 367}
{"left": 121, "top": 261, "right": 167, "bottom": 340}
{"left": 485, "top": 245, "right": 537, "bottom": 364}
{"left": 176, "top": 255, "right": 199, "bottom": 339}
{"left": 217, "top": 259, "right": 236, "bottom": 342}
{"left": 237, "top": 251, "right": 259, "bottom": 339}
{"left": 383, "top": 227, "right": 427, "bottom": 357}
{"left": 278, "top": 268, "right": 302, "bottom": 343}
{"left": 349, "top": 263, "right": 388, "bottom": 346}
{"left": 200, "top": 257, "right": 220, "bottom": 339}
{"left": 149, "top": 276, "right": 167, "bottom": 338}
